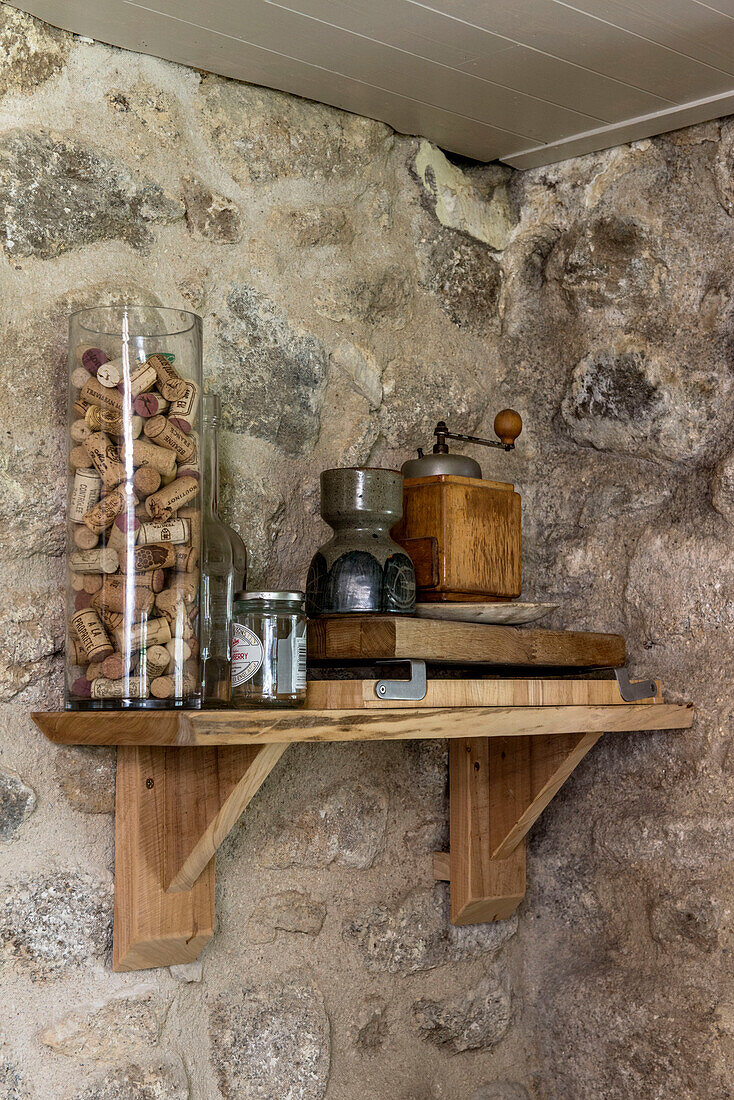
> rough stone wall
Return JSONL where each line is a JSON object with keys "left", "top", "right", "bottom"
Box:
{"left": 0, "top": 4, "right": 731, "bottom": 1098}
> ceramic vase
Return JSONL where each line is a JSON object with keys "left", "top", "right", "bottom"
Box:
{"left": 306, "top": 468, "right": 416, "bottom": 617}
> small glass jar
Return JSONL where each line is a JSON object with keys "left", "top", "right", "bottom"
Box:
{"left": 231, "top": 592, "right": 307, "bottom": 707}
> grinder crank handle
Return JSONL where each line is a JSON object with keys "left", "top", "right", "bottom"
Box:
{"left": 493, "top": 409, "right": 523, "bottom": 449}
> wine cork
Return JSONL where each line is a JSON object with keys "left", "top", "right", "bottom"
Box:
{"left": 97, "top": 607, "right": 124, "bottom": 633}
{"left": 69, "top": 547, "right": 119, "bottom": 575}
{"left": 161, "top": 467, "right": 178, "bottom": 486}
{"left": 134, "top": 392, "right": 169, "bottom": 418}
{"left": 119, "top": 544, "right": 175, "bottom": 572}
{"left": 165, "top": 637, "right": 191, "bottom": 664}
{"left": 69, "top": 468, "right": 102, "bottom": 522}
{"left": 71, "top": 366, "right": 89, "bottom": 389}
{"left": 120, "top": 362, "right": 157, "bottom": 398}
{"left": 158, "top": 570, "right": 198, "bottom": 610}
{"left": 86, "top": 660, "right": 105, "bottom": 680}
{"left": 71, "top": 677, "right": 92, "bottom": 698}
{"left": 177, "top": 432, "right": 200, "bottom": 480}
{"left": 145, "top": 477, "right": 198, "bottom": 522}
{"left": 91, "top": 677, "right": 149, "bottom": 700}
{"left": 139, "top": 644, "right": 170, "bottom": 679}
{"left": 114, "top": 616, "right": 171, "bottom": 652}
{"left": 126, "top": 438, "right": 177, "bottom": 477}
{"left": 146, "top": 353, "right": 187, "bottom": 401}
{"left": 143, "top": 416, "right": 195, "bottom": 461}
{"left": 178, "top": 505, "right": 201, "bottom": 549}
{"left": 100, "top": 410, "right": 127, "bottom": 436}
{"left": 168, "top": 382, "right": 199, "bottom": 434}
{"left": 138, "top": 519, "right": 190, "bottom": 546}
{"left": 70, "top": 445, "right": 92, "bottom": 470}
{"left": 71, "top": 608, "right": 114, "bottom": 660}
{"left": 82, "top": 574, "right": 103, "bottom": 594}
{"left": 70, "top": 572, "right": 85, "bottom": 592}
{"left": 84, "top": 405, "right": 103, "bottom": 432}
{"left": 73, "top": 524, "right": 99, "bottom": 549}
{"left": 171, "top": 545, "right": 198, "bottom": 572}
{"left": 68, "top": 637, "right": 90, "bottom": 666}
{"left": 82, "top": 486, "right": 132, "bottom": 534}
{"left": 75, "top": 590, "right": 92, "bottom": 610}
{"left": 81, "top": 376, "right": 124, "bottom": 414}
{"left": 91, "top": 577, "right": 156, "bottom": 615}
{"left": 73, "top": 397, "right": 93, "bottom": 419}
{"left": 175, "top": 615, "right": 197, "bottom": 646}
{"left": 83, "top": 433, "right": 127, "bottom": 489}
{"left": 70, "top": 419, "right": 92, "bottom": 444}
{"left": 132, "top": 466, "right": 161, "bottom": 498}
{"left": 106, "top": 513, "right": 139, "bottom": 554}
{"left": 184, "top": 657, "right": 200, "bottom": 680}
{"left": 102, "top": 651, "right": 131, "bottom": 680}
{"left": 104, "top": 527, "right": 126, "bottom": 556}
{"left": 150, "top": 672, "right": 196, "bottom": 699}
{"left": 179, "top": 570, "right": 199, "bottom": 603}
{"left": 151, "top": 569, "right": 166, "bottom": 593}
{"left": 155, "top": 588, "right": 186, "bottom": 621}
{"left": 96, "top": 359, "right": 123, "bottom": 388}
{"left": 78, "top": 347, "right": 109, "bottom": 373}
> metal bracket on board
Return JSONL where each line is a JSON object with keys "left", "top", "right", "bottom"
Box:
{"left": 375, "top": 660, "right": 428, "bottom": 702}
{"left": 615, "top": 667, "right": 657, "bottom": 702}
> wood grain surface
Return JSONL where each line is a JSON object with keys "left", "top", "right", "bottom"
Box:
{"left": 307, "top": 615, "right": 626, "bottom": 666}
{"left": 450, "top": 735, "right": 527, "bottom": 923}
{"left": 33, "top": 698, "right": 693, "bottom": 747}
{"left": 394, "top": 474, "right": 522, "bottom": 601}
{"left": 113, "top": 746, "right": 215, "bottom": 972}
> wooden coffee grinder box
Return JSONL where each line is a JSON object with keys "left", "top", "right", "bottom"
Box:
{"left": 393, "top": 412, "right": 522, "bottom": 603}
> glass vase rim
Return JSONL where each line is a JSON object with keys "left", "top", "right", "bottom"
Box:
{"left": 70, "top": 304, "right": 202, "bottom": 338}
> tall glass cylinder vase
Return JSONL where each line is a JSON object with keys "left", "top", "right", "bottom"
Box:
{"left": 65, "top": 305, "right": 203, "bottom": 709}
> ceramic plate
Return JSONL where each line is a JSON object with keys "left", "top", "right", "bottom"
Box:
{"left": 413, "top": 602, "right": 558, "bottom": 625}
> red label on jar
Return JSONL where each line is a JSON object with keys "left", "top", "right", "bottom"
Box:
{"left": 231, "top": 622, "right": 264, "bottom": 687}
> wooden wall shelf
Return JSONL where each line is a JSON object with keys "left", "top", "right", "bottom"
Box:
{"left": 32, "top": 623, "right": 694, "bottom": 972}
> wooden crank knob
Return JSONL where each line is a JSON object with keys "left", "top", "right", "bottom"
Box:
{"left": 493, "top": 409, "right": 523, "bottom": 447}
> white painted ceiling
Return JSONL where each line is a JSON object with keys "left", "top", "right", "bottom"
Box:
{"left": 14, "top": 0, "right": 734, "bottom": 167}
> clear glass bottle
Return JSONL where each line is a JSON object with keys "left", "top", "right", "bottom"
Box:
{"left": 65, "top": 306, "right": 203, "bottom": 710}
{"left": 231, "top": 592, "right": 307, "bottom": 707}
{"left": 206, "top": 391, "right": 247, "bottom": 590}
{"left": 200, "top": 394, "right": 234, "bottom": 706}
{"left": 226, "top": 525, "right": 248, "bottom": 592}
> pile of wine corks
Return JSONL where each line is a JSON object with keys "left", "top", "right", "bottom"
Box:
{"left": 67, "top": 347, "right": 201, "bottom": 704}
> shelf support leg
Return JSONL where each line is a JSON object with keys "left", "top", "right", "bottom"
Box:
{"left": 113, "top": 746, "right": 215, "bottom": 972}
{"left": 448, "top": 737, "right": 526, "bottom": 924}
{"left": 164, "top": 743, "right": 288, "bottom": 893}
{"left": 443, "top": 732, "right": 601, "bottom": 925}
{"left": 113, "top": 743, "right": 287, "bottom": 972}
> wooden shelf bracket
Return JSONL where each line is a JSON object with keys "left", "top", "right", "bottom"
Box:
{"left": 436, "top": 732, "right": 602, "bottom": 923}
{"left": 113, "top": 743, "right": 287, "bottom": 972}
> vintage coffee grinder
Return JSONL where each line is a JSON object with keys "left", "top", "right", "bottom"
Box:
{"left": 393, "top": 410, "right": 523, "bottom": 603}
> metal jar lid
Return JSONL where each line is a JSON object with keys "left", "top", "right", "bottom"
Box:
{"left": 235, "top": 590, "right": 304, "bottom": 603}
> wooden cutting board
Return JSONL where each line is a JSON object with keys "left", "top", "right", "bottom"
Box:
{"left": 307, "top": 615, "right": 625, "bottom": 667}
{"left": 414, "top": 601, "right": 557, "bottom": 625}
